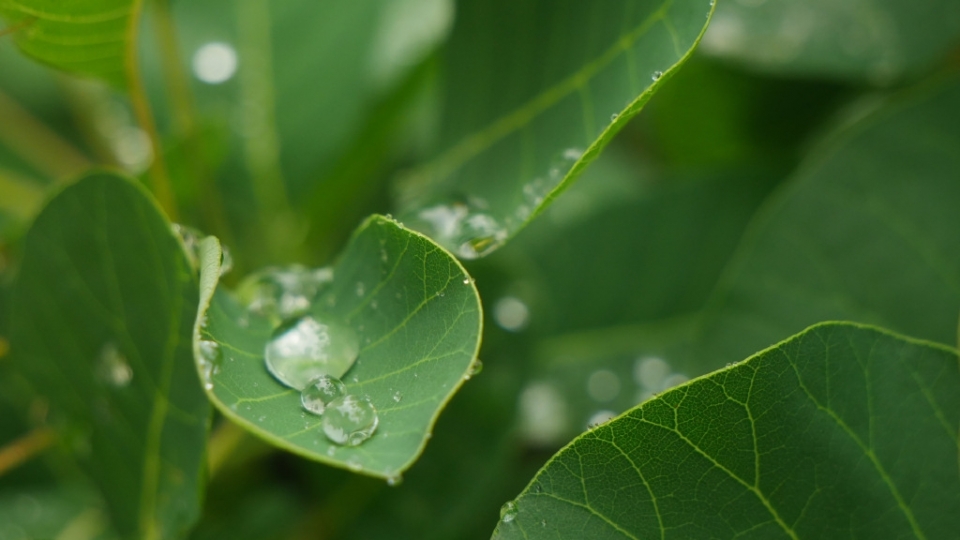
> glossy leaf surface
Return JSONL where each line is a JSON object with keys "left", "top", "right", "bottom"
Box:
{"left": 8, "top": 173, "right": 211, "bottom": 539}
{"left": 198, "top": 216, "right": 482, "bottom": 478}
{"left": 493, "top": 323, "right": 960, "bottom": 539}
{"left": 399, "top": 0, "right": 716, "bottom": 258}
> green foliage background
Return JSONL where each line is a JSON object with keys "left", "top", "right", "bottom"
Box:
{"left": 1, "top": 0, "right": 959, "bottom": 538}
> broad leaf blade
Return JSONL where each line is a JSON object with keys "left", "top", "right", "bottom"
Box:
{"left": 8, "top": 172, "right": 211, "bottom": 539}
{"left": 200, "top": 215, "right": 482, "bottom": 478}
{"left": 399, "top": 0, "right": 716, "bottom": 258}
{"left": 699, "top": 77, "right": 960, "bottom": 367}
{"left": 492, "top": 323, "right": 960, "bottom": 539}
{"left": 0, "top": 0, "right": 135, "bottom": 87}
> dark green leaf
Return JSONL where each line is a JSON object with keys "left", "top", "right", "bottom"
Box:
{"left": 698, "top": 76, "right": 960, "bottom": 367}
{"left": 198, "top": 216, "right": 482, "bottom": 478}
{"left": 9, "top": 172, "right": 211, "bottom": 539}
{"left": 493, "top": 322, "right": 960, "bottom": 539}
{"left": 0, "top": 0, "right": 135, "bottom": 87}
{"left": 700, "top": 0, "right": 960, "bottom": 83}
{"left": 399, "top": 0, "right": 715, "bottom": 258}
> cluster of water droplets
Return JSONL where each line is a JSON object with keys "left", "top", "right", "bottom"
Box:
{"left": 238, "top": 266, "right": 380, "bottom": 451}
{"left": 414, "top": 199, "right": 509, "bottom": 260}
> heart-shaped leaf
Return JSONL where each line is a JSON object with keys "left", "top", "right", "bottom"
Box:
{"left": 492, "top": 322, "right": 960, "bottom": 539}
{"left": 8, "top": 172, "right": 211, "bottom": 539}
{"left": 0, "top": 0, "right": 136, "bottom": 87}
{"left": 398, "top": 0, "right": 716, "bottom": 258}
{"left": 197, "top": 215, "right": 482, "bottom": 479}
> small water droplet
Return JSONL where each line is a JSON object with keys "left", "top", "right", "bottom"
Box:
{"left": 392, "top": 391, "right": 402, "bottom": 403}
{"left": 264, "top": 315, "right": 359, "bottom": 390}
{"left": 651, "top": 70, "right": 663, "bottom": 81}
{"left": 541, "top": 519, "right": 546, "bottom": 527}
{"left": 326, "top": 446, "right": 336, "bottom": 457}
{"left": 322, "top": 395, "right": 379, "bottom": 446}
{"left": 356, "top": 282, "right": 365, "bottom": 297}
{"left": 371, "top": 300, "right": 378, "bottom": 309}
{"left": 610, "top": 113, "right": 619, "bottom": 121}
{"left": 97, "top": 342, "right": 133, "bottom": 388}
{"left": 258, "top": 415, "right": 266, "bottom": 422}
{"left": 464, "top": 359, "right": 483, "bottom": 380}
{"left": 500, "top": 501, "right": 518, "bottom": 523}
{"left": 347, "top": 457, "right": 362, "bottom": 471}
{"left": 386, "top": 474, "right": 403, "bottom": 487}
{"left": 238, "top": 265, "right": 334, "bottom": 321}
{"left": 462, "top": 277, "right": 471, "bottom": 285}
{"left": 301, "top": 374, "right": 347, "bottom": 415}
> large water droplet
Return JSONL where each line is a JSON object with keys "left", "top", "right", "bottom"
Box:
{"left": 97, "top": 343, "right": 132, "bottom": 387}
{"left": 500, "top": 501, "right": 518, "bottom": 523}
{"left": 264, "top": 315, "right": 359, "bottom": 390}
{"left": 301, "top": 374, "right": 346, "bottom": 415}
{"left": 322, "top": 395, "right": 379, "bottom": 446}
{"left": 238, "top": 265, "right": 334, "bottom": 321}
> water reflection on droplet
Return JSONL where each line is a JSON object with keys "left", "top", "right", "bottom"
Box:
{"left": 192, "top": 42, "right": 238, "bottom": 84}
{"left": 322, "top": 395, "right": 379, "bottom": 446}
{"left": 500, "top": 501, "right": 518, "bottom": 523}
{"left": 97, "top": 343, "right": 132, "bottom": 387}
{"left": 301, "top": 374, "right": 346, "bottom": 415}
{"left": 198, "top": 339, "right": 222, "bottom": 390}
{"left": 586, "top": 370, "right": 620, "bottom": 402}
{"left": 264, "top": 315, "right": 359, "bottom": 390}
{"left": 494, "top": 296, "right": 529, "bottom": 332}
{"left": 239, "top": 265, "right": 334, "bottom": 321}
{"left": 651, "top": 70, "right": 663, "bottom": 81}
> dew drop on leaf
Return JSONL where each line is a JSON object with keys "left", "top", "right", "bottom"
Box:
{"left": 651, "top": 70, "right": 663, "bottom": 81}
{"left": 300, "top": 374, "right": 347, "bottom": 415}
{"left": 96, "top": 343, "right": 132, "bottom": 388}
{"left": 500, "top": 501, "right": 518, "bottom": 523}
{"left": 322, "top": 395, "right": 379, "bottom": 446}
{"left": 264, "top": 315, "right": 359, "bottom": 390}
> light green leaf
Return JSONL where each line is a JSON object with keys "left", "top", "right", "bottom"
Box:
{"left": 698, "top": 76, "right": 960, "bottom": 367}
{"left": 492, "top": 322, "right": 960, "bottom": 539}
{"left": 8, "top": 172, "right": 211, "bottom": 539}
{"left": 398, "top": 0, "right": 716, "bottom": 258}
{"left": 700, "top": 0, "right": 960, "bottom": 83}
{"left": 198, "top": 215, "right": 482, "bottom": 478}
{"left": 0, "top": 0, "right": 136, "bottom": 87}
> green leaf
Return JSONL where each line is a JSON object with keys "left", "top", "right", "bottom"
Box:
{"left": 698, "top": 76, "right": 960, "bottom": 367}
{"left": 0, "top": 486, "right": 117, "bottom": 540}
{"left": 8, "top": 172, "right": 211, "bottom": 539}
{"left": 398, "top": 0, "right": 716, "bottom": 258}
{"left": 492, "top": 322, "right": 960, "bottom": 539}
{"left": 700, "top": 0, "right": 960, "bottom": 83}
{"left": 198, "top": 215, "right": 482, "bottom": 478}
{"left": 0, "top": 0, "right": 136, "bottom": 87}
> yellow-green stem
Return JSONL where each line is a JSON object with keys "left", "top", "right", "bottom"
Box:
{"left": 0, "top": 427, "right": 56, "bottom": 477}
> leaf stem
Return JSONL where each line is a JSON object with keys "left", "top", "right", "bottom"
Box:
{"left": 0, "top": 426, "right": 56, "bottom": 477}
{"left": 0, "top": 89, "right": 92, "bottom": 180}
{"left": 206, "top": 419, "right": 248, "bottom": 476}
{"left": 126, "top": 0, "right": 179, "bottom": 220}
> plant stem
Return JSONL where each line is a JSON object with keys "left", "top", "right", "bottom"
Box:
{"left": 126, "top": 0, "right": 179, "bottom": 220}
{"left": 0, "top": 427, "right": 56, "bottom": 477}
{"left": 206, "top": 420, "right": 249, "bottom": 476}
{"left": 0, "top": 90, "right": 92, "bottom": 180}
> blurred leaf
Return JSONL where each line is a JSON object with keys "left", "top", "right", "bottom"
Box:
{"left": 0, "top": 486, "right": 117, "bottom": 540}
{"left": 492, "top": 322, "right": 960, "bottom": 539}
{"left": 700, "top": 0, "right": 960, "bottom": 83}
{"left": 0, "top": 0, "right": 136, "bottom": 87}
{"left": 9, "top": 172, "right": 211, "bottom": 539}
{"left": 698, "top": 76, "right": 960, "bottom": 367}
{"left": 399, "top": 0, "right": 716, "bottom": 259}
{"left": 198, "top": 216, "right": 482, "bottom": 478}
